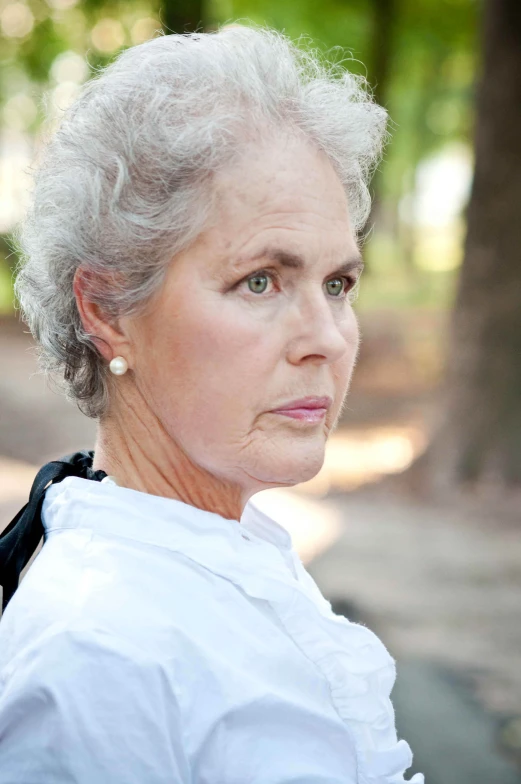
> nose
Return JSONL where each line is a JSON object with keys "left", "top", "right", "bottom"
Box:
{"left": 285, "top": 291, "right": 356, "bottom": 366}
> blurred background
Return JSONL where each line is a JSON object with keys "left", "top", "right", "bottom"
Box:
{"left": 1, "top": 0, "right": 520, "bottom": 781}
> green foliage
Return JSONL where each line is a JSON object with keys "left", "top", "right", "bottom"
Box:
{"left": 11, "top": 18, "right": 66, "bottom": 84}
{"left": 0, "top": 0, "right": 480, "bottom": 312}
{"left": 0, "top": 0, "right": 480, "bottom": 174}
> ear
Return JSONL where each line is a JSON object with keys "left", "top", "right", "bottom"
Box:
{"left": 73, "top": 267, "right": 132, "bottom": 367}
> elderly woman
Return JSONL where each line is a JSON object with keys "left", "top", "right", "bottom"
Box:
{"left": 0, "top": 26, "right": 422, "bottom": 784}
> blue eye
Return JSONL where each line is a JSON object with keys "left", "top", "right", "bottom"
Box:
{"left": 247, "top": 274, "right": 269, "bottom": 294}
{"left": 325, "top": 276, "right": 357, "bottom": 298}
{"left": 326, "top": 278, "right": 344, "bottom": 297}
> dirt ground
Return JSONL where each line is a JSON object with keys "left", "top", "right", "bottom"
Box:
{"left": 1, "top": 313, "right": 520, "bottom": 782}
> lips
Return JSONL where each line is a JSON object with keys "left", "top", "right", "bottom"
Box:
{"left": 270, "top": 396, "right": 332, "bottom": 423}
{"left": 271, "top": 396, "right": 332, "bottom": 412}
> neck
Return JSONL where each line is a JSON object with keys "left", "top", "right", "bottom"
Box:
{"left": 92, "top": 393, "right": 246, "bottom": 522}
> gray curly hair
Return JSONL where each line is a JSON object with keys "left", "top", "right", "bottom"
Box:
{"left": 14, "top": 25, "right": 387, "bottom": 419}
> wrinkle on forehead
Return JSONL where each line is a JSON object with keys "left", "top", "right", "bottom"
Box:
{"left": 214, "top": 135, "right": 349, "bottom": 220}
{"left": 198, "top": 137, "right": 355, "bottom": 272}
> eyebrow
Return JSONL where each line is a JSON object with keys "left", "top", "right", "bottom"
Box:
{"left": 235, "top": 247, "right": 364, "bottom": 276}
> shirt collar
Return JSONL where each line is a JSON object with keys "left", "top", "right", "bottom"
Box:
{"left": 42, "top": 476, "right": 294, "bottom": 578}
{"left": 241, "top": 500, "right": 292, "bottom": 550}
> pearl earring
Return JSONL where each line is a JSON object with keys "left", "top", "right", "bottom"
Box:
{"left": 109, "top": 356, "right": 128, "bottom": 376}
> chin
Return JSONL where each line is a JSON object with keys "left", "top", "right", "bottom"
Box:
{"left": 251, "top": 444, "right": 326, "bottom": 489}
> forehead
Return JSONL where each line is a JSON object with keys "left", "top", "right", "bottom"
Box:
{"left": 206, "top": 136, "right": 355, "bottom": 262}
{"left": 216, "top": 136, "right": 349, "bottom": 218}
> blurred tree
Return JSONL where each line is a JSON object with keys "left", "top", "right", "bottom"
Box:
{"left": 420, "top": 0, "right": 521, "bottom": 488}
{"left": 161, "top": 0, "right": 206, "bottom": 33}
{"left": 0, "top": 0, "right": 478, "bottom": 309}
{"left": 232, "top": 0, "right": 477, "bottom": 217}
{"left": 363, "top": 0, "right": 397, "bottom": 242}
{"left": 367, "top": 0, "right": 396, "bottom": 109}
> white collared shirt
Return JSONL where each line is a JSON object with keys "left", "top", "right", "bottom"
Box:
{"left": 0, "top": 476, "right": 423, "bottom": 783}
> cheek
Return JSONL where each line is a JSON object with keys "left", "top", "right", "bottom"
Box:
{"left": 332, "top": 310, "right": 360, "bottom": 394}
{"left": 138, "top": 295, "right": 273, "bottom": 423}
{"left": 153, "top": 301, "right": 281, "bottom": 466}
{"left": 175, "top": 305, "right": 270, "bottom": 383}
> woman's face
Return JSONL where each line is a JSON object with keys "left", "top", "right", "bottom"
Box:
{"left": 124, "top": 137, "right": 362, "bottom": 493}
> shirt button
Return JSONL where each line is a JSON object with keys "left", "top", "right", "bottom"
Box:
{"left": 241, "top": 533, "right": 251, "bottom": 541}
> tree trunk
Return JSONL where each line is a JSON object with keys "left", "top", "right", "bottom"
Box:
{"left": 425, "top": 0, "right": 521, "bottom": 488}
{"left": 368, "top": 0, "right": 396, "bottom": 110}
{"left": 363, "top": 0, "right": 397, "bottom": 248}
{"left": 161, "top": 0, "right": 206, "bottom": 34}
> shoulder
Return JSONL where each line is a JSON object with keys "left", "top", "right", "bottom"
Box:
{"left": 1, "top": 526, "right": 234, "bottom": 671}
{"left": 0, "top": 620, "right": 173, "bottom": 698}
{"left": 0, "top": 621, "right": 191, "bottom": 783}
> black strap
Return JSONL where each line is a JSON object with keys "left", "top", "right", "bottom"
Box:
{"left": 0, "top": 450, "right": 107, "bottom": 612}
